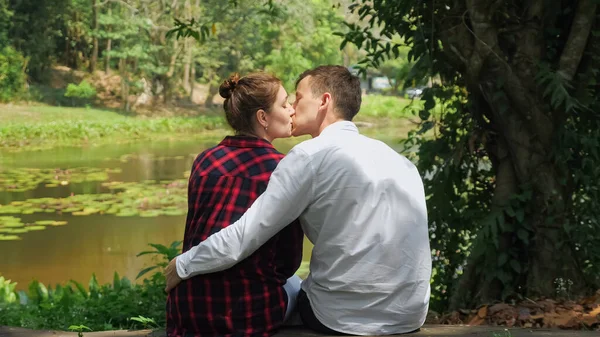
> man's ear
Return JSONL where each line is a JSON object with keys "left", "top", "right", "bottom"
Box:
{"left": 256, "top": 109, "right": 268, "bottom": 128}
{"left": 320, "top": 93, "right": 332, "bottom": 111}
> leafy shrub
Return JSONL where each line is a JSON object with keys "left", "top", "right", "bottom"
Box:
{"left": 0, "top": 241, "right": 182, "bottom": 331}
{"left": 64, "top": 81, "right": 97, "bottom": 106}
{"left": 0, "top": 46, "right": 26, "bottom": 102}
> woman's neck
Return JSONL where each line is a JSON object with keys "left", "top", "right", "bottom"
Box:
{"left": 236, "top": 130, "right": 272, "bottom": 143}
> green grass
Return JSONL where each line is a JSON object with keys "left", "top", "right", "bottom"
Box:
{"left": 0, "top": 105, "right": 226, "bottom": 151}
{"left": 0, "top": 105, "right": 128, "bottom": 123}
{"left": 359, "top": 94, "right": 422, "bottom": 119}
{"left": 0, "top": 97, "right": 427, "bottom": 152}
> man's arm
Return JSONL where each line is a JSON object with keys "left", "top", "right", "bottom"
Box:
{"left": 176, "top": 147, "right": 314, "bottom": 279}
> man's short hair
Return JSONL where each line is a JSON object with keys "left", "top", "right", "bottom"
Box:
{"left": 296, "top": 65, "right": 362, "bottom": 121}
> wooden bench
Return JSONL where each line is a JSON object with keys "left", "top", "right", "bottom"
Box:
{"left": 1, "top": 325, "right": 597, "bottom": 337}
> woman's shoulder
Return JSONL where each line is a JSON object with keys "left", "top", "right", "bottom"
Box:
{"left": 192, "top": 143, "right": 284, "bottom": 176}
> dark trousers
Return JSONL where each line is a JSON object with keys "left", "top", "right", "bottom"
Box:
{"left": 297, "top": 289, "right": 346, "bottom": 335}
{"left": 297, "top": 289, "right": 421, "bottom": 336}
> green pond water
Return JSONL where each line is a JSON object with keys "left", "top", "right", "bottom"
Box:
{"left": 0, "top": 125, "right": 408, "bottom": 290}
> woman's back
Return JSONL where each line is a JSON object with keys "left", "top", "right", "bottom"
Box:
{"left": 167, "top": 136, "right": 303, "bottom": 337}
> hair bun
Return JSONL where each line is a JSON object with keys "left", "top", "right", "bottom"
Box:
{"left": 219, "top": 73, "right": 241, "bottom": 99}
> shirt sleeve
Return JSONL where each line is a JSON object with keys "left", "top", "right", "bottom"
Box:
{"left": 176, "top": 146, "right": 314, "bottom": 279}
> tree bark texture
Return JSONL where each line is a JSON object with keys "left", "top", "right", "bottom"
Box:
{"left": 90, "top": 0, "right": 99, "bottom": 72}
{"left": 441, "top": 0, "right": 596, "bottom": 307}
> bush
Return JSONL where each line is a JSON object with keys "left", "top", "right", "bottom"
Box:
{"left": 0, "top": 241, "right": 181, "bottom": 331}
{"left": 0, "top": 46, "right": 27, "bottom": 102}
{"left": 64, "top": 80, "right": 97, "bottom": 106}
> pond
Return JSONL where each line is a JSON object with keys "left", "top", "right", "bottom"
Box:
{"left": 0, "top": 124, "right": 410, "bottom": 290}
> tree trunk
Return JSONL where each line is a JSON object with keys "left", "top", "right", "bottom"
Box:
{"left": 90, "top": 0, "right": 99, "bottom": 72}
{"left": 104, "top": 5, "right": 112, "bottom": 73}
{"left": 183, "top": 38, "right": 191, "bottom": 93}
{"left": 182, "top": 0, "right": 192, "bottom": 93}
{"left": 204, "top": 81, "right": 218, "bottom": 108}
{"left": 444, "top": 0, "right": 592, "bottom": 307}
{"left": 189, "top": 63, "right": 196, "bottom": 102}
{"left": 119, "top": 58, "right": 130, "bottom": 112}
{"left": 163, "top": 39, "right": 179, "bottom": 104}
{"left": 166, "top": 39, "right": 179, "bottom": 78}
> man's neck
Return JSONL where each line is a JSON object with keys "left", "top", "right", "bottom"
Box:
{"left": 314, "top": 115, "right": 347, "bottom": 137}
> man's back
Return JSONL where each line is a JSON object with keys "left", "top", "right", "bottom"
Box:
{"left": 296, "top": 121, "right": 431, "bottom": 335}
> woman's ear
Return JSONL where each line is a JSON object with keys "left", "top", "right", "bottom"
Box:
{"left": 256, "top": 109, "right": 268, "bottom": 128}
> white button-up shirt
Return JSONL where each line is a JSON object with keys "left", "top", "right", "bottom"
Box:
{"left": 177, "top": 121, "right": 432, "bottom": 335}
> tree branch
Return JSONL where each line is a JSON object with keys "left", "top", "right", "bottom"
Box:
{"left": 558, "top": 0, "right": 597, "bottom": 81}
{"left": 96, "top": 0, "right": 138, "bottom": 13}
{"left": 464, "top": 0, "right": 506, "bottom": 81}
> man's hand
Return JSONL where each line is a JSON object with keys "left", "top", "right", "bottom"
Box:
{"left": 164, "top": 257, "right": 183, "bottom": 293}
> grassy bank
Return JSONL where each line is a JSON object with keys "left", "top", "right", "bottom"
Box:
{"left": 0, "top": 105, "right": 226, "bottom": 151}
{"left": 0, "top": 96, "right": 421, "bottom": 152}
{"left": 359, "top": 95, "right": 423, "bottom": 119}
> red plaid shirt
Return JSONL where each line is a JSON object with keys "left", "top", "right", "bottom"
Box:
{"left": 166, "top": 136, "right": 304, "bottom": 337}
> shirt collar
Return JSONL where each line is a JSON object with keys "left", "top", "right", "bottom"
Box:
{"left": 219, "top": 136, "right": 275, "bottom": 149}
{"left": 319, "top": 121, "right": 359, "bottom": 137}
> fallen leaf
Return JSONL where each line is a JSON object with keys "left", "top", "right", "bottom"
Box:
{"left": 468, "top": 315, "right": 485, "bottom": 326}
{"left": 477, "top": 305, "right": 488, "bottom": 318}
{"left": 489, "top": 303, "right": 512, "bottom": 314}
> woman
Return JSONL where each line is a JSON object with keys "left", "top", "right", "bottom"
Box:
{"left": 166, "top": 72, "right": 304, "bottom": 337}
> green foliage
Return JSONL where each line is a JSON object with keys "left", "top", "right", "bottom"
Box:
{"left": 0, "top": 107, "right": 224, "bottom": 151}
{"left": 65, "top": 81, "right": 97, "bottom": 99}
{"left": 0, "top": 242, "right": 182, "bottom": 331}
{"left": 0, "top": 276, "right": 18, "bottom": 304}
{"left": 8, "top": 0, "right": 71, "bottom": 80}
{"left": 136, "top": 241, "right": 182, "bottom": 280}
{"left": 0, "top": 0, "right": 12, "bottom": 49}
{"left": 0, "top": 46, "right": 26, "bottom": 102}
{"left": 2, "top": 0, "right": 355, "bottom": 108}
{"left": 359, "top": 94, "right": 414, "bottom": 118}
{"left": 129, "top": 315, "right": 159, "bottom": 329}
{"left": 64, "top": 80, "right": 97, "bottom": 106}
{"left": 264, "top": 0, "right": 346, "bottom": 89}
{"left": 169, "top": 0, "right": 352, "bottom": 91}
{"left": 68, "top": 324, "right": 91, "bottom": 337}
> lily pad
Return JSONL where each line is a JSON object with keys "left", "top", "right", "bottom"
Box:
{"left": 116, "top": 210, "right": 138, "bottom": 217}
{"left": 6, "top": 228, "right": 28, "bottom": 234}
{"left": 49, "top": 221, "right": 67, "bottom": 226}
{"left": 139, "top": 210, "right": 161, "bottom": 217}
{"left": 0, "top": 167, "right": 113, "bottom": 192}
{"left": 1, "top": 177, "right": 188, "bottom": 219}
{"left": 0, "top": 235, "right": 21, "bottom": 241}
{"left": 0, "top": 206, "right": 22, "bottom": 214}
{"left": 25, "top": 225, "right": 46, "bottom": 231}
{"left": 161, "top": 209, "right": 186, "bottom": 216}
{"left": 1, "top": 222, "right": 24, "bottom": 228}
{"left": 34, "top": 220, "right": 56, "bottom": 225}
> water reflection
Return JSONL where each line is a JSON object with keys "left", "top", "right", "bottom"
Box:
{"left": 1, "top": 213, "right": 187, "bottom": 289}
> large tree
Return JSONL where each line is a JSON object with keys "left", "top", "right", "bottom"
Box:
{"left": 343, "top": 0, "right": 600, "bottom": 310}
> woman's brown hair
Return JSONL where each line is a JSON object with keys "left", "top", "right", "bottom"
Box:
{"left": 219, "top": 72, "right": 281, "bottom": 136}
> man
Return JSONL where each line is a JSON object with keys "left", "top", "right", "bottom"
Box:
{"left": 165, "top": 65, "right": 432, "bottom": 335}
